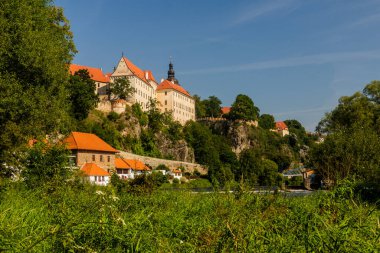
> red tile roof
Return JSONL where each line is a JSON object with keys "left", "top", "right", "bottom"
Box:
{"left": 122, "top": 57, "right": 149, "bottom": 83}
{"left": 276, "top": 121, "right": 288, "bottom": 131}
{"left": 105, "top": 72, "right": 113, "bottom": 79}
{"left": 81, "top": 163, "right": 110, "bottom": 176}
{"left": 157, "top": 79, "right": 191, "bottom": 97}
{"left": 64, "top": 132, "right": 118, "bottom": 153}
{"left": 221, "top": 107, "right": 231, "bottom": 114}
{"left": 115, "top": 158, "right": 130, "bottom": 169}
{"left": 115, "top": 157, "right": 150, "bottom": 171}
{"left": 70, "top": 64, "right": 109, "bottom": 83}
{"left": 123, "top": 159, "right": 150, "bottom": 171}
{"left": 144, "top": 70, "right": 156, "bottom": 82}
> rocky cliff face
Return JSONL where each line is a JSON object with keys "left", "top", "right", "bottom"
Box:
{"left": 201, "top": 119, "right": 255, "bottom": 156}
{"left": 227, "top": 123, "right": 254, "bottom": 155}
{"left": 155, "top": 132, "right": 195, "bottom": 163}
{"left": 121, "top": 114, "right": 195, "bottom": 163}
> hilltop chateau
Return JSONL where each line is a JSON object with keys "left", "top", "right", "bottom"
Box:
{"left": 70, "top": 55, "right": 195, "bottom": 125}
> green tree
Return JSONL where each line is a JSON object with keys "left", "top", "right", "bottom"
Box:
{"left": 68, "top": 69, "right": 99, "bottom": 120}
{"left": 21, "top": 142, "right": 71, "bottom": 188}
{"left": 311, "top": 81, "right": 380, "bottom": 187}
{"left": 0, "top": 0, "right": 76, "bottom": 174}
{"left": 193, "top": 94, "right": 206, "bottom": 118}
{"left": 238, "top": 149, "right": 262, "bottom": 185}
{"left": 108, "top": 77, "right": 135, "bottom": 100}
{"left": 203, "top": 96, "right": 222, "bottom": 117}
{"left": 363, "top": 80, "right": 380, "bottom": 104}
{"left": 316, "top": 92, "right": 377, "bottom": 133}
{"left": 259, "top": 114, "right": 275, "bottom": 129}
{"left": 310, "top": 127, "right": 380, "bottom": 186}
{"left": 228, "top": 94, "right": 260, "bottom": 121}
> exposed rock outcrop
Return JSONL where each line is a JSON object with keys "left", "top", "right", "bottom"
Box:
{"left": 155, "top": 132, "right": 195, "bottom": 163}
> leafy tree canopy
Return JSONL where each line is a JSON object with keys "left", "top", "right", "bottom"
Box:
{"left": 203, "top": 96, "right": 222, "bottom": 118}
{"left": 193, "top": 95, "right": 206, "bottom": 118}
{"left": 259, "top": 114, "right": 275, "bottom": 130}
{"left": 317, "top": 81, "right": 380, "bottom": 134}
{"left": 68, "top": 69, "right": 99, "bottom": 121}
{"left": 311, "top": 81, "right": 380, "bottom": 188}
{"left": 108, "top": 77, "right": 135, "bottom": 100}
{"left": 228, "top": 94, "right": 260, "bottom": 121}
{"left": 0, "top": 0, "right": 76, "bottom": 173}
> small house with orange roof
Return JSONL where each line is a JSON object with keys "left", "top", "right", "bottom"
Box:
{"left": 169, "top": 168, "right": 183, "bottom": 180}
{"left": 275, "top": 121, "right": 290, "bottom": 137}
{"left": 81, "top": 163, "right": 110, "bottom": 186}
{"left": 221, "top": 107, "right": 231, "bottom": 115}
{"left": 69, "top": 64, "right": 110, "bottom": 99}
{"left": 63, "top": 132, "right": 118, "bottom": 173}
{"left": 115, "top": 157, "right": 151, "bottom": 179}
{"left": 156, "top": 61, "right": 195, "bottom": 125}
{"left": 111, "top": 55, "right": 156, "bottom": 111}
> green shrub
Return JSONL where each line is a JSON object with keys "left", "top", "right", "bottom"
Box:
{"left": 107, "top": 111, "right": 120, "bottom": 121}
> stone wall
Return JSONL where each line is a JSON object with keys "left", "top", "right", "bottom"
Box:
{"left": 76, "top": 150, "right": 115, "bottom": 171}
{"left": 118, "top": 151, "right": 207, "bottom": 175}
{"left": 96, "top": 100, "right": 112, "bottom": 113}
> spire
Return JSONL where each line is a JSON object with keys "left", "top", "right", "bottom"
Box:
{"left": 167, "top": 57, "right": 179, "bottom": 84}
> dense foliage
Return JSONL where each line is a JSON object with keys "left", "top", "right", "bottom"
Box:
{"left": 311, "top": 81, "right": 380, "bottom": 189}
{"left": 68, "top": 69, "right": 99, "bottom": 120}
{"left": 108, "top": 77, "right": 135, "bottom": 100}
{"left": 194, "top": 95, "right": 222, "bottom": 118}
{"left": 228, "top": 94, "right": 260, "bottom": 121}
{"left": 0, "top": 0, "right": 76, "bottom": 174}
{"left": 0, "top": 181, "right": 378, "bottom": 252}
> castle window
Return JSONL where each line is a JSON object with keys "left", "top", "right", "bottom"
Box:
{"left": 165, "top": 100, "right": 167, "bottom": 105}
{"left": 100, "top": 155, "right": 103, "bottom": 162}
{"left": 107, "top": 156, "right": 110, "bottom": 162}
{"left": 92, "top": 155, "right": 95, "bottom": 162}
{"left": 165, "top": 91, "right": 167, "bottom": 95}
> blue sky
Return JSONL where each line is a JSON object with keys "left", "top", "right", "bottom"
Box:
{"left": 55, "top": 0, "right": 380, "bottom": 131}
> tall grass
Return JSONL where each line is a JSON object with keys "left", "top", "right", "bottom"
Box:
{"left": 0, "top": 182, "right": 379, "bottom": 252}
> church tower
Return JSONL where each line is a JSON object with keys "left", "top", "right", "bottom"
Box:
{"left": 167, "top": 61, "right": 179, "bottom": 84}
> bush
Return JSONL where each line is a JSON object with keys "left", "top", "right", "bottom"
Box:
{"left": 21, "top": 142, "right": 71, "bottom": 189}
{"left": 172, "top": 178, "right": 180, "bottom": 184}
{"left": 107, "top": 111, "right": 120, "bottom": 121}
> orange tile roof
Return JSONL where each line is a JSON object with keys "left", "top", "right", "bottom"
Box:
{"left": 115, "top": 157, "right": 130, "bottom": 169}
{"left": 276, "top": 121, "right": 288, "bottom": 131}
{"left": 157, "top": 79, "right": 191, "bottom": 97}
{"left": 70, "top": 64, "right": 110, "bottom": 83}
{"left": 81, "top": 163, "right": 110, "bottom": 176}
{"left": 64, "top": 132, "right": 118, "bottom": 153}
{"left": 172, "top": 169, "right": 182, "bottom": 174}
{"left": 221, "top": 107, "right": 231, "bottom": 114}
{"left": 123, "top": 159, "right": 150, "bottom": 171}
{"left": 122, "top": 57, "right": 149, "bottom": 83}
{"left": 144, "top": 70, "right": 156, "bottom": 82}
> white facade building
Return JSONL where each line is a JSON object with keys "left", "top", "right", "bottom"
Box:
{"left": 111, "top": 57, "right": 157, "bottom": 111}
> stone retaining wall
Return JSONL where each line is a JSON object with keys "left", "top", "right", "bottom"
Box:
{"left": 118, "top": 151, "right": 207, "bottom": 175}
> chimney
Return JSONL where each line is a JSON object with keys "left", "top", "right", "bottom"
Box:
{"left": 145, "top": 72, "right": 149, "bottom": 79}
{"left": 161, "top": 78, "right": 164, "bottom": 82}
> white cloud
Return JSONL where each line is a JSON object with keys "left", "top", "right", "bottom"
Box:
{"left": 272, "top": 106, "right": 331, "bottom": 117}
{"left": 231, "top": 0, "right": 299, "bottom": 26}
{"left": 349, "top": 12, "right": 380, "bottom": 28}
{"left": 180, "top": 49, "right": 380, "bottom": 75}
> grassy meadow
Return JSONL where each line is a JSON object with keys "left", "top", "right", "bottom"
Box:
{"left": 0, "top": 182, "right": 379, "bottom": 252}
